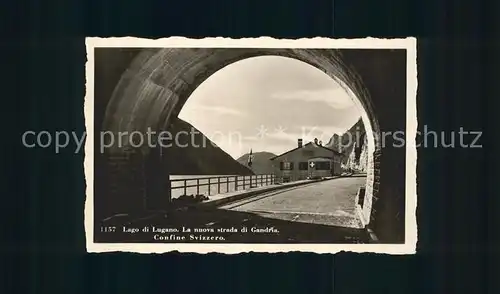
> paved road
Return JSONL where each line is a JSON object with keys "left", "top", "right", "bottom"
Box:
{"left": 220, "top": 176, "right": 366, "bottom": 228}
{"left": 95, "top": 176, "right": 369, "bottom": 243}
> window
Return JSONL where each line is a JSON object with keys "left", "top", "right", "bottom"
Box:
{"left": 280, "top": 162, "right": 294, "bottom": 170}
{"left": 315, "top": 161, "right": 331, "bottom": 170}
{"left": 299, "top": 162, "right": 308, "bottom": 170}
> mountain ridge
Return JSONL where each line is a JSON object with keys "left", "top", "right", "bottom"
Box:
{"left": 162, "top": 117, "right": 368, "bottom": 176}
{"left": 162, "top": 117, "right": 254, "bottom": 175}
{"left": 325, "top": 118, "right": 366, "bottom": 164}
{"left": 236, "top": 151, "right": 277, "bottom": 175}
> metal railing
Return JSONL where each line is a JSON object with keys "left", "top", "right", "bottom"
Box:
{"left": 171, "top": 174, "right": 276, "bottom": 197}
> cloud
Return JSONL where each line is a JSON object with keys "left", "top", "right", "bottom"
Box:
{"left": 242, "top": 135, "right": 259, "bottom": 141}
{"left": 188, "top": 104, "right": 247, "bottom": 117}
{"left": 299, "top": 125, "right": 346, "bottom": 140}
{"left": 262, "top": 125, "right": 346, "bottom": 147}
{"left": 271, "top": 88, "right": 355, "bottom": 110}
{"left": 268, "top": 130, "right": 299, "bottom": 143}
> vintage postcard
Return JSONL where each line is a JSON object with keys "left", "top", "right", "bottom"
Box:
{"left": 84, "top": 37, "right": 418, "bottom": 254}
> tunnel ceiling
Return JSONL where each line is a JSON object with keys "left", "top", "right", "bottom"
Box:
{"left": 101, "top": 48, "right": 384, "bottom": 152}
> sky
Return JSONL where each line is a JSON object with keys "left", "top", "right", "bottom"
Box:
{"left": 178, "top": 56, "right": 362, "bottom": 159}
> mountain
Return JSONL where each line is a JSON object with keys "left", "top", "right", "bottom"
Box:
{"left": 236, "top": 151, "right": 277, "bottom": 175}
{"left": 162, "top": 117, "right": 254, "bottom": 175}
{"left": 325, "top": 118, "right": 367, "bottom": 167}
{"left": 161, "top": 117, "right": 368, "bottom": 175}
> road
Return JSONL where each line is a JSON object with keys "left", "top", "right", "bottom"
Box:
{"left": 220, "top": 176, "right": 366, "bottom": 228}
{"left": 95, "top": 176, "right": 369, "bottom": 243}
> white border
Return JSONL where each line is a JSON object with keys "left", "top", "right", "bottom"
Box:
{"left": 84, "top": 37, "right": 418, "bottom": 254}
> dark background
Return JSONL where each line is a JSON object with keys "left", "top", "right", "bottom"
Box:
{"left": 1, "top": 0, "right": 496, "bottom": 293}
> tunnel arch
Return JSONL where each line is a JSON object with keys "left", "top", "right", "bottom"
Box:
{"left": 103, "top": 49, "right": 380, "bottom": 143}
{"left": 94, "top": 47, "right": 408, "bottom": 243}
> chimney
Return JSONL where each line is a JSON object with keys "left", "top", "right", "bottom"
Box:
{"left": 298, "top": 138, "right": 303, "bottom": 148}
{"left": 314, "top": 138, "right": 318, "bottom": 145}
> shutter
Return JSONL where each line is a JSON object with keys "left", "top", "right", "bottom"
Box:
{"left": 290, "top": 162, "right": 294, "bottom": 170}
{"left": 279, "top": 162, "right": 284, "bottom": 170}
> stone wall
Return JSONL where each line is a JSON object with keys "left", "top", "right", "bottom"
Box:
{"left": 100, "top": 147, "right": 146, "bottom": 219}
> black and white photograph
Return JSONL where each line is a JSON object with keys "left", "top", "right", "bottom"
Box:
{"left": 84, "top": 37, "right": 417, "bottom": 254}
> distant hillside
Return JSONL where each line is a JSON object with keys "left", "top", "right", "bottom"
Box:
{"left": 236, "top": 151, "right": 277, "bottom": 175}
{"left": 161, "top": 117, "right": 369, "bottom": 176}
{"left": 162, "top": 117, "right": 254, "bottom": 175}
{"left": 325, "top": 118, "right": 367, "bottom": 165}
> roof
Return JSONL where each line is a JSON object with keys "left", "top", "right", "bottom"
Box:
{"left": 307, "top": 156, "right": 335, "bottom": 161}
{"left": 269, "top": 142, "right": 343, "bottom": 160}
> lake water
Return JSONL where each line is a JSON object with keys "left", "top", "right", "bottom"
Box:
{"left": 169, "top": 175, "right": 274, "bottom": 198}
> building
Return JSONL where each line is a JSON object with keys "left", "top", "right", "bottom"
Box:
{"left": 269, "top": 138, "right": 344, "bottom": 182}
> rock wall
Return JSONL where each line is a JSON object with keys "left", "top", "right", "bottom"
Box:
{"left": 358, "top": 135, "right": 369, "bottom": 172}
